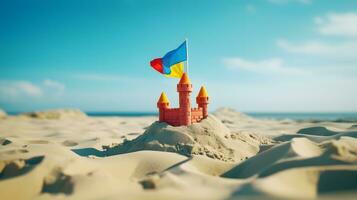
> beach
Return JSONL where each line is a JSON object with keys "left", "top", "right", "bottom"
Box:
{"left": 2, "top": 0, "right": 357, "bottom": 199}
{"left": 0, "top": 108, "right": 357, "bottom": 199}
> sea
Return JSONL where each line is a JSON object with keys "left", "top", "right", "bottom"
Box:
{"left": 86, "top": 112, "right": 357, "bottom": 122}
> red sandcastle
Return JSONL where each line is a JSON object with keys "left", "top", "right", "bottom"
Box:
{"left": 157, "top": 73, "right": 209, "bottom": 126}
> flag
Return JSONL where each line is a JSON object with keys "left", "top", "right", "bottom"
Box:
{"left": 150, "top": 41, "right": 187, "bottom": 78}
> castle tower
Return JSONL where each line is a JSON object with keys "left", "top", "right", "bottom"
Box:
{"left": 196, "top": 86, "right": 209, "bottom": 118}
{"left": 177, "top": 73, "right": 192, "bottom": 125}
{"left": 157, "top": 92, "right": 170, "bottom": 122}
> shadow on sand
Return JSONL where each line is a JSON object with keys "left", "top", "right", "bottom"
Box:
{"left": 274, "top": 126, "right": 357, "bottom": 143}
{"left": 72, "top": 148, "right": 110, "bottom": 157}
{"left": 0, "top": 156, "right": 44, "bottom": 180}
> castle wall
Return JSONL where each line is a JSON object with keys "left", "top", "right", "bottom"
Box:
{"left": 161, "top": 107, "right": 205, "bottom": 125}
{"left": 163, "top": 108, "right": 180, "bottom": 126}
{"left": 191, "top": 107, "right": 203, "bottom": 123}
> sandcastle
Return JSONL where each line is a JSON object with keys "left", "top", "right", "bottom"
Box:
{"left": 157, "top": 73, "right": 209, "bottom": 126}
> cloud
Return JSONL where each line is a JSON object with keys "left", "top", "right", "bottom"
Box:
{"left": 277, "top": 39, "right": 332, "bottom": 54}
{"left": 0, "top": 81, "right": 43, "bottom": 98}
{"left": 74, "top": 74, "right": 122, "bottom": 81}
{"left": 245, "top": 5, "right": 256, "bottom": 14}
{"left": 267, "top": 0, "right": 311, "bottom": 4}
{"left": 315, "top": 12, "right": 357, "bottom": 37}
{"left": 72, "top": 73, "right": 146, "bottom": 84}
{"left": 223, "top": 57, "right": 306, "bottom": 75}
{"left": 222, "top": 11, "right": 357, "bottom": 112}
{"left": 0, "top": 79, "right": 66, "bottom": 102}
{"left": 277, "top": 13, "right": 357, "bottom": 58}
{"left": 43, "top": 79, "right": 65, "bottom": 95}
{"left": 276, "top": 39, "right": 357, "bottom": 58}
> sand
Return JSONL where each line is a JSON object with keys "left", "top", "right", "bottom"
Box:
{"left": 0, "top": 109, "right": 6, "bottom": 119}
{"left": 96, "top": 115, "right": 272, "bottom": 162}
{"left": 21, "top": 109, "right": 88, "bottom": 120}
{"left": 0, "top": 108, "right": 357, "bottom": 199}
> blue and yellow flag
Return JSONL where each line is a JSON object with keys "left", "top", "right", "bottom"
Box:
{"left": 150, "top": 41, "right": 187, "bottom": 78}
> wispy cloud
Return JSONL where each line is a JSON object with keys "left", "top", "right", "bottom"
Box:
{"left": 277, "top": 12, "right": 357, "bottom": 59}
{"left": 245, "top": 4, "right": 256, "bottom": 14}
{"left": 0, "top": 81, "right": 42, "bottom": 98}
{"left": 74, "top": 74, "right": 122, "bottom": 81}
{"left": 223, "top": 57, "right": 306, "bottom": 75}
{"left": 315, "top": 12, "right": 357, "bottom": 37}
{"left": 43, "top": 79, "right": 65, "bottom": 95}
{"left": 267, "top": 0, "right": 311, "bottom": 4}
{"left": 277, "top": 39, "right": 357, "bottom": 59}
{"left": 72, "top": 73, "right": 147, "bottom": 84}
{"left": 0, "top": 79, "right": 65, "bottom": 101}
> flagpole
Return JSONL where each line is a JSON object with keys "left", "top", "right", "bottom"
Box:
{"left": 185, "top": 38, "right": 189, "bottom": 74}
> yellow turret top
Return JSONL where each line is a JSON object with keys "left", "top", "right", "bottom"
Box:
{"left": 197, "top": 86, "right": 208, "bottom": 97}
{"left": 157, "top": 92, "right": 170, "bottom": 103}
{"left": 179, "top": 73, "right": 191, "bottom": 84}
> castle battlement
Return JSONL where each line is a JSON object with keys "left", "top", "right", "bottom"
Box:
{"left": 157, "top": 73, "right": 209, "bottom": 126}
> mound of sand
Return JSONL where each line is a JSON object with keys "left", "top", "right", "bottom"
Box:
{"left": 104, "top": 115, "right": 260, "bottom": 162}
{"left": 213, "top": 107, "right": 252, "bottom": 124}
{"left": 0, "top": 109, "right": 6, "bottom": 119}
{"left": 21, "top": 109, "right": 87, "bottom": 120}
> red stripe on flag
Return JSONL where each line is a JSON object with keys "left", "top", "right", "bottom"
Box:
{"left": 150, "top": 58, "right": 164, "bottom": 74}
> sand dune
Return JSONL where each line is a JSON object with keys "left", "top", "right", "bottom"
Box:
{"left": 274, "top": 127, "right": 357, "bottom": 143}
{"left": 1, "top": 108, "right": 357, "bottom": 199}
{"left": 21, "top": 109, "right": 87, "bottom": 120}
{"left": 223, "top": 137, "right": 357, "bottom": 178}
{"left": 0, "top": 109, "right": 6, "bottom": 119}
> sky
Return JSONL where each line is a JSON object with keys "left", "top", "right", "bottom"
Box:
{"left": 1, "top": 0, "right": 357, "bottom": 112}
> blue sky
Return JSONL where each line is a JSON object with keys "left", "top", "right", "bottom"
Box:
{"left": 1, "top": 0, "right": 357, "bottom": 112}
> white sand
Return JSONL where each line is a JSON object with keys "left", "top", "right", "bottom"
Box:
{"left": 0, "top": 108, "right": 357, "bottom": 199}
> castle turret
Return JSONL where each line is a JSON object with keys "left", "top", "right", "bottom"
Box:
{"left": 157, "top": 92, "right": 170, "bottom": 122}
{"left": 177, "top": 73, "right": 192, "bottom": 125}
{"left": 196, "top": 86, "right": 209, "bottom": 118}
